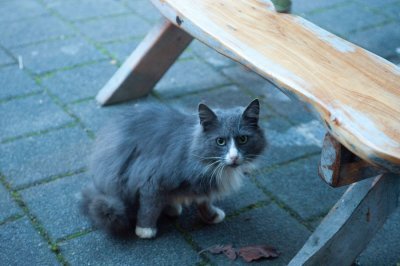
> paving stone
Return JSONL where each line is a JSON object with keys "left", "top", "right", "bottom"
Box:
{"left": 0, "top": 183, "right": 21, "bottom": 222}
{"left": 0, "top": 93, "right": 73, "bottom": 141}
{"left": 291, "top": 0, "right": 347, "bottom": 15}
{"left": 69, "top": 97, "right": 158, "bottom": 134}
{"left": 124, "top": 0, "right": 163, "bottom": 22}
{"left": 11, "top": 37, "right": 107, "bottom": 74}
{"left": 358, "top": 206, "right": 400, "bottom": 265}
{"left": 0, "top": 126, "right": 92, "bottom": 188}
{"left": 154, "top": 59, "right": 230, "bottom": 98}
{"left": 0, "top": 48, "right": 14, "bottom": 66}
{"left": 190, "top": 40, "right": 236, "bottom": 69}
{"left": 357, "top": 0, "right": 400, "bottom": 8}
{"left": 0, "top": 218, "right": 59, "bottom": 265}
{"left": 169, "top": 85, "right": 263, "bottom": 112}
{"left": 0, "top": 15, "right": 74, "bottom": 48}
{"left": 0, "top": 0, "right": 48, "bottom": 22}
{"left": 0, "top": 66, "right": 41, "bottom": 100}
{"left": 47, "top": 0, "right": 128, "bottom": 21}
{"left": 60, "top": 227, "right": 200, "bottom": 265}
{"left": 349, "top": 21, "right": 400, "bottom": 59}
{"left": 307, "top": 3, "right": 387, "bottom": 36}
{"left": 42, "top": 61, "right": 118, "bottom": 103}
{"left": 381, "top": 2, "right": 400, "bottom": 20}
{"left": 258, "top": 117, "right": 325, "bottom": 169}
{"left": 103, "top": 38, "right": 141, "bottom": 62}
{"left": 256, "top": 155, "right": 346, "bottom": 221}
{"left": 191, "top": 203, "right": 310, "bottom": 265}
{"left": 76, "top": 14, "right": 151, "bottom": 43}
{"left": 21, "top": 173, "right": 91, "bottom": 240}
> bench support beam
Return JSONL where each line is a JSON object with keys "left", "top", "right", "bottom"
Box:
{"left": 289, "top": 174, "right": 399, "bottom": 266}
{"left": 96, "top": 18, "right": 193, "bottom": 106}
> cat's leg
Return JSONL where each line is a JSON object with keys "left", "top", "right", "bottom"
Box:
{"left": 197, "top": 201, "right": 225, "bottom": 224}
{"left": 163, "top": 203, "right": 183, "bottom": 217}
{"left": 135, "top": 194, "right": 164, "bottom": 239}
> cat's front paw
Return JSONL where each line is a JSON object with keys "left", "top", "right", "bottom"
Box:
{"left": 135, "top": 226, "right": 157, "bottom": 239}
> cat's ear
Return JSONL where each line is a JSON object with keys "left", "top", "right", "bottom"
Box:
{"left": 242, "top": 99, "right": 260, "bottom": 127}
{"left": 198, "top": 103, "right": 217, "bottom": 131}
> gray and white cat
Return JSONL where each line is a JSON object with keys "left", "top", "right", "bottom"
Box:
{"left": 81, "top": 99, "right": 267, "bottom": 238}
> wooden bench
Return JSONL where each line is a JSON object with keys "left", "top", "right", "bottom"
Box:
{"left": 96, "top": 0, "right": 400, "bottom": 264}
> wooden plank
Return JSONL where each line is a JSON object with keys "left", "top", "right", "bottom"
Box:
{"left": 319, "top": 133, "right": 386, "bottom": 187}
{"left": 289, "top": 174, "right": 400, "bottom": 266}
{"left": 96, "top": 18, "right": 193, "bottom": 106}
{"left": 150, "top": 0, "right": 400, "bottom": 173}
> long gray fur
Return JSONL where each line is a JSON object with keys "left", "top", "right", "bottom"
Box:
{"left": 81, "top": 99, "right": 267, "bottom": 236}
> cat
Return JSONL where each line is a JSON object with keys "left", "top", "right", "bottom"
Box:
{"left": 80, "top": 99, "right": 267, "bottom": 238}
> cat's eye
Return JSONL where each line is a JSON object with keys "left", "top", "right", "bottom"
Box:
{"left": 238, "top": 135, "right": 248, "bottom": 144}
{"left": 216, "top": 137, "right": 226, "bottom": 146}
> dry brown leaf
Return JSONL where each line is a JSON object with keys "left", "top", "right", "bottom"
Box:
{"left": 238, "top": 245, "right": 280, "bottom": 262}
{"left": 199, "top": 244, "right": 237, "bottom": 261}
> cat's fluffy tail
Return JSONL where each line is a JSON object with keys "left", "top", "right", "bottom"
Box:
{"left": 80, "top": 184, "right": 130, "bottom": 235}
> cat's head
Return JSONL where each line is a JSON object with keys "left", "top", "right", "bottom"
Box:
{"left": 192, "top": 99, "right": 267, "bottom": 172}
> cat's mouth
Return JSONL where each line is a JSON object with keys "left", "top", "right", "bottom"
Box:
{"left": 228, "top": 162, "right": 240, "bottom": 168}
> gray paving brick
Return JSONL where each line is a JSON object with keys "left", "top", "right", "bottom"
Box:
{"left": 381, "top": 2, "right": 400, "bottom": 20}
{"left": 11, "top": 37, "right": 107, "bottom": 74}
{"left": 60, "top": 227, "right": 201, "bottom": 265}
{"left": 0, "top": 218, "right": 58, "bottom": 265}
{"left": 47, "top": 0, "right": 128, "bottom": 21}
{"left": 21, "top": 173, "right": 91, "bottom": 240}
{"left": 0, "top": 126, "right": 92, "bottom": 188}
{"left": 358, "top": 207, "right": 400, "bottom": 265}
{"left": 154, "top": 59, "right": 230, "bottom": 98}
{"left": 0, "top": 93, "right": 73, "bottom": 141}
{"left": 0, "top": 48, "right": 14, "bottom": 66}
{"left": 256, "top": 155, "right": 346, "bottom": 221}
{"left": 169, "top": 85, "right": 264, "bottom": 112}
{"left": 76, "top": 14, "right": 151, "bottom": 43}
{"left": 348, "top": 21, "right": 400, "bottom": 58}
{"left": 191, "top": 203, "right": 310, "bottom": 265}
{"left": 0, "top": 183, "right": 21, "bottom": 222}
{"left": 0, "top": 15, "right": 74, "bottom": 48}
{"left": 258, "top": 117, "right": 325, "bottom": 169}
{"left": 307, "top": 3, "right": 387, "bottom": 36}
{"left": 124, "top": 0, "right": 162, "bottom": 22}
{"left": 190, "top": 40, "right": 235, "bottom": 69}
{"left": 292, "top": 0, "right": 347, "bottom": 15}
{"left": 103, "top": 39, "right": 141, "bottom": 62}
{"left": 42, "top": 61, "right": 118, "bottom": 103}
{"left": 69, "top": 97, "right": 157, "bottom": 133}
{"left": 357, "top": 0, "right": 400, "bottom": 8}
{"left": 0, "top": 66, "right": 41, "bottom": 100}
{"left": 0, "top": 0, "right": 48, "bottom": 23}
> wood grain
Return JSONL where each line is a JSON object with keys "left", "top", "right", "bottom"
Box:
{"left": 96, "top": 19, "right": 192, "bottom": 105}
{"left": 151, "top": 0, "right": 400, "bottom": 172}
{"left": 289, "top": 174, "right": 400, "bottom": 265}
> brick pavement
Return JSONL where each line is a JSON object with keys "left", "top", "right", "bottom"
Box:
{"left": 0, "top": 0, "right": 399, "bottom": 265}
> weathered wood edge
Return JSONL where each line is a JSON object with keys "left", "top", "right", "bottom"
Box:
{"left": 289, "top": 174, "right": 400, "bottom": 266}
{"left": 319, "top": 133, "right": 386, "bottom": 187}
{"left": 149, "top": 0, "right": 400, "bottom": 173}
{"left": 96, "top": 18, "right": 193, "bottom": 106}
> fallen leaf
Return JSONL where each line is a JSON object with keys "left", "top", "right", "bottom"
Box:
{"left": 199, "top": 244, "right": 237, "bottom": 260}
{"left": 238, "top": 245, "right": 280, "bottom": 262}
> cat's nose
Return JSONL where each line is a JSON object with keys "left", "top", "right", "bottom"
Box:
{"left": 230, "top": 155, "right": 239, "bottom": 163}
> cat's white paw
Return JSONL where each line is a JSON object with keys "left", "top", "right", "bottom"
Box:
{"left": 135, "top": 226, "right": 157, "bottom": 239}
{"left": 211, "top": 207, "right": 225, "bottom": 224}
{"left": 164, "top": 204, "right": 183, "bottom": 217}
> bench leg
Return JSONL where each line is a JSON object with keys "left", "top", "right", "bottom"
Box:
{"left": 96, "top": 18, "right": 193, "bottom": 106}
{"left": 289, "top": 173, "right": 400, "bottom": 266}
